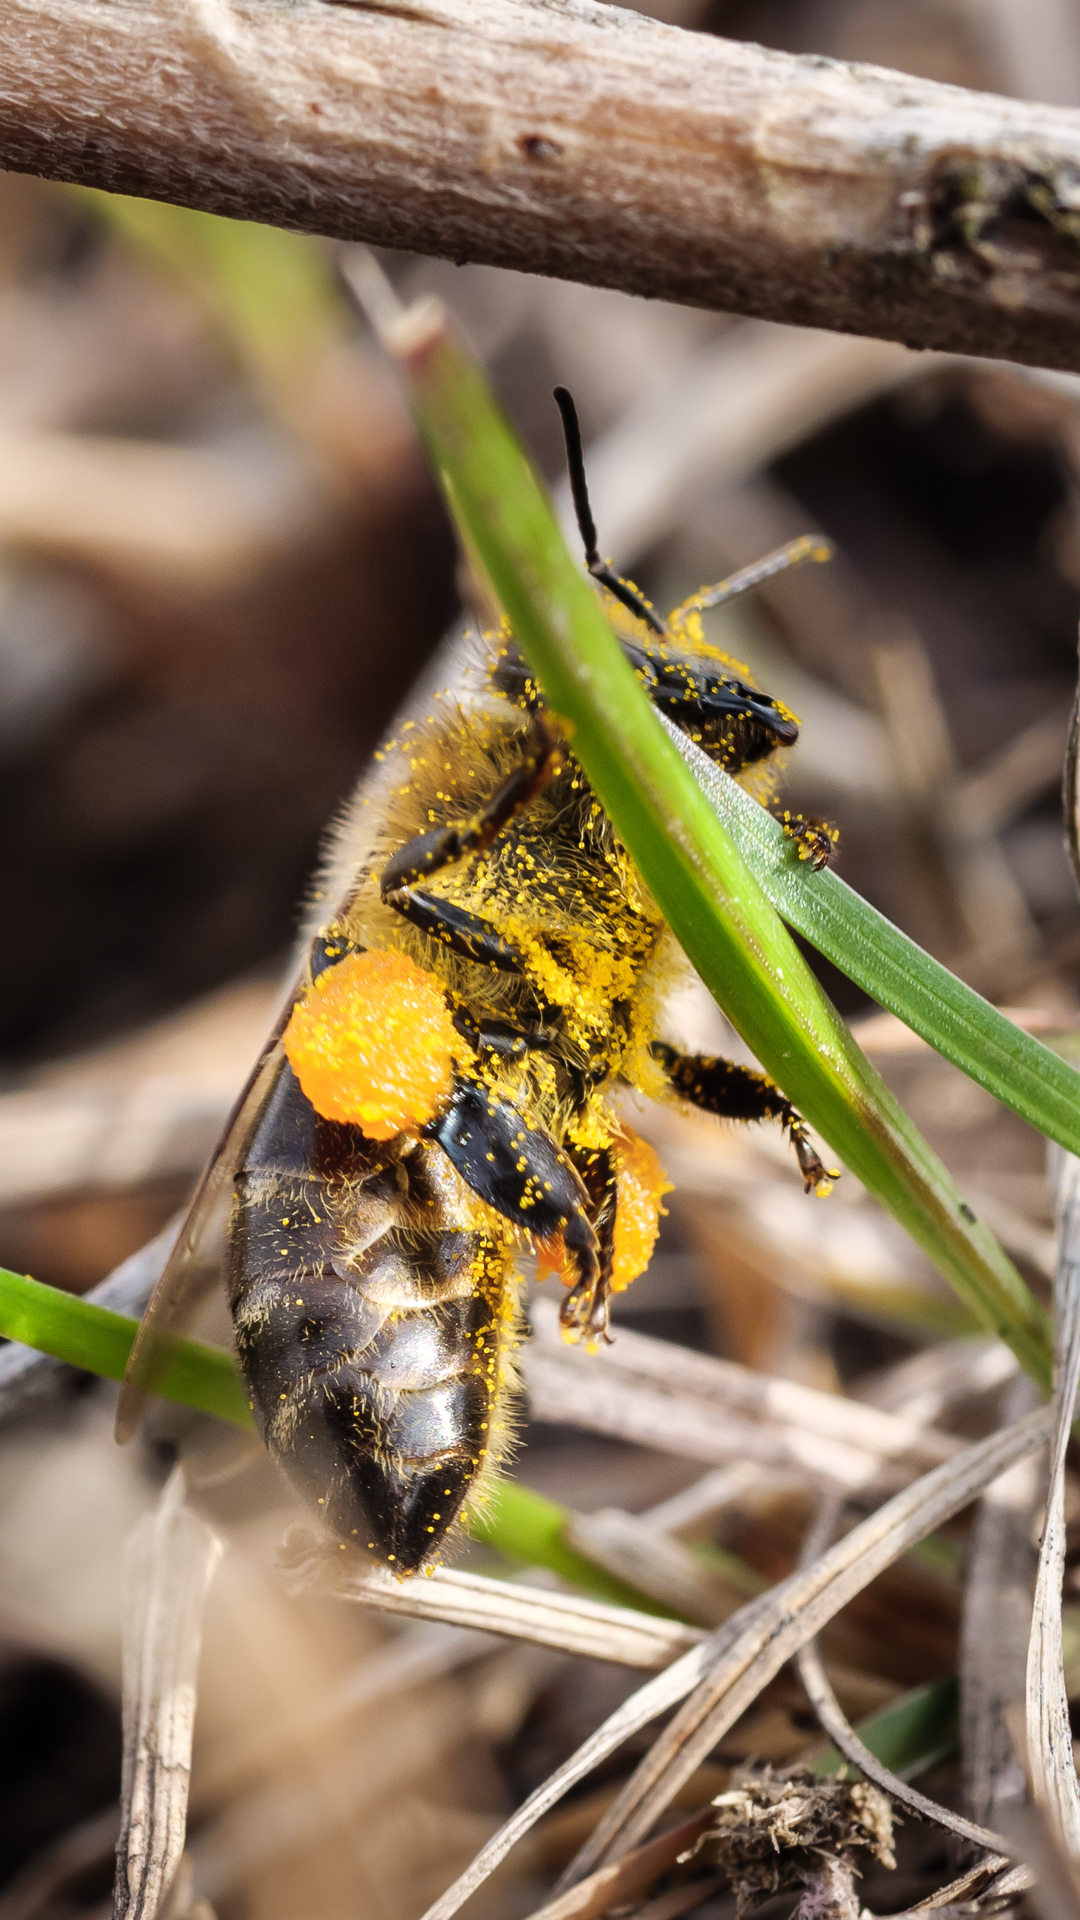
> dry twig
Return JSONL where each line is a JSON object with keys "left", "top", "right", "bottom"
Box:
{"left": 562, "top": 1507, "right": 749, "bottom": 1627}
{"left": 792, "top": 1491, "right": 1010, "bottom": 1866}
{"left": 419, "top": 1405, "right": 1051, "bottom": 1920}
{"left": 8, "top": 2, "right": 1080, "bottom": 366}
{"left": 279, "top": 1535, "right": 704, "bottom": 1669}
{"left": 1025, "top": 1148, "right": 1080, "bottom": 1865}
{"left": 961, "top": 1371, "right": 1042, "bottom": 1832}
{"left": 527, "top": 1299, "right": 959, "bottom": 1493}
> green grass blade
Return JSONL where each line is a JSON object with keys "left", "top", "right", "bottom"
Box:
{"left": 70, "top": 190, "right": 342, "bottom": 389}
{"left": 0, "top": 1267, "right": 253, "bottom": 1428}
{"left": 369, "top": 297, "right": 1052, "bottom": 1393}
{"left": 0, "top": 1270, "right": 672, "bottom": 1609}
{"left": 677, "top": 732, "right": 1080, "bottom": 1159}
{"left": 808, "top": 1676, "right": 959, "bottom": 1780}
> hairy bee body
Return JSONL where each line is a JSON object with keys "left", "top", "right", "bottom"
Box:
{"left": 122, "top": 378, "right": 834, "bottom": 1574}
{"left": 223, "top": 605, "right": 833, "bottom": 1574}
{"left": 229, "top": 682, "right": 669, "bottom": 1567}
{"left": 120, "top": 386, "right": 835, "bottom": 1576}
{"left": 229, "top": 1056, "right": 513, "bottom": 1567}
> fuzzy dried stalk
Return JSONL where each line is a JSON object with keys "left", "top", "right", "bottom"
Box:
{"left": 562, "top": 1407, "right": 1053, "bottom": 1888}
{"left": 796, "top": 1493, "right": 1010, "bottom": 1859}
{"left": 418, "top": 1404, "right": 1051, "bottom": 1920}
{"left": 1025, "top": 1149, "right": 1080, "bottom": 1864}
{"left": 528, "top": 1300, "right": 960, "bottom": 1490}
{"left": 278, "top": 1531, "right": 704, "bottom": 1668}
{"left": 113, "top": 1469, "right": 223, "bottom": 1920}
{"left": 8, "top": 1, "right": 1080, "bottom": 369}
{"left": 961, "top": 1370, "right": 1042, "bottom": 1830}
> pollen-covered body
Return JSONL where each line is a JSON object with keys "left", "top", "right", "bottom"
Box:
{"left": 347, "top": 694, "right": 675, "bottom": 1140}
{"left": 210, "top": 387, "right": 840, "bottom": 1576}
{"left": 225, "top": 600, "right": 835, "bottom": 1574}
{"left": 228, "top": 679, "right": 679, "bottom": 1570}
{"left": 123, "top": 387, "right": 836, "bottom": 1577}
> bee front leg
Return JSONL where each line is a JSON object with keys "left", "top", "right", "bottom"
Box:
{"left": 383, "top": 888, "right": 528, "bottom": 973}
{"left": 381, "top": 712, "right": 563, "bottom": 897}
{"left": 651, "top": 1043, "right": 839, "bottom": 1195}
{"left": 380, "top": 714, "right": 564, "bottom": 980}
{"left": 776, "top": 810, "right": 839, "bottom": 871}
{"left": 425, "top": 1079, "right": 609, "bottom": 1341}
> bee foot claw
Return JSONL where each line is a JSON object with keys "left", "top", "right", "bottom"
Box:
{"left": 777, "top": 810, "right": 839, "bottom": 872}
{"left": 789, "top": 1123, "right": 839, "bottom": 1198}
{"left": 559, "top": 1277, "right": 612, "bottom": 1346}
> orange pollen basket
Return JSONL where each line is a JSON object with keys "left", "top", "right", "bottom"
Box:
{"left": 610, "top": 1128, "right": 672, "bottom": 1291}
{"left": 283, "top": 949, "right": 458, "bottom": 1140}
{"left": 536, "top": 1126, "right": 671, "bottom": 1291}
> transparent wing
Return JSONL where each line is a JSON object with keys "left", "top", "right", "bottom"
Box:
{"left": 117, "top": 625, "right": 484, "bottom": 1441}
{"left": 114, "top": 1008, "right": 293, "bottom": 1442}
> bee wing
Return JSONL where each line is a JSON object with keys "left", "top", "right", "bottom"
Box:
{"left": 116, "top": 629, "right": 487, "bottom": 1439}
{"left": 115, "top": 1000, "right": 294, "bottom": 1442}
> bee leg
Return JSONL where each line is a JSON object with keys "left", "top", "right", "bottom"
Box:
{"left": 652, "top": 1042, "right": 839, "bottom": 1195}
{"left": 559, "top": 1146, "right": 617, "bottom": 1344}
{"left": 381, "top": 711, "right": 563, "bottom": 897}
{"left": 384, "top": 891, "right": 560, "bottom": 1027}
{"left": 451, "top": 1009, "right": 558, "bottom": 1060}
{"left": 384, "top": 888, "right": 528, "bottom": 973}
{"left": 425, "top": 1078, "right": 605, "bottom": 1333}
{"left": 776, "top": 810, "right": 839, "bottom": 872}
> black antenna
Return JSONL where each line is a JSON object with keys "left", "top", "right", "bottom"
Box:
{"left": 553, "top": 387, "right": 666, "bottom": 636}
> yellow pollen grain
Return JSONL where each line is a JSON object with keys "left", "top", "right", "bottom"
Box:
{"left": 611, "top": 1128, "right": 673, "bottom": 1292}
{"left": 283, "top": 948, "right": 457, "bottom": 1140}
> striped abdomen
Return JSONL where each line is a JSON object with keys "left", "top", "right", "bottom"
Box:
{"left": 228, "top": 1062, "right": 511, "bottom": 1571}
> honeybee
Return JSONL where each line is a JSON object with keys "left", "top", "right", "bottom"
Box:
{"left": 121, "top": 390, "right": 835, "bottom": 1574}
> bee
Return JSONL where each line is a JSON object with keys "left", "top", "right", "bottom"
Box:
{"left": 120, "top": 389, "right": 836, "bottom": 1574}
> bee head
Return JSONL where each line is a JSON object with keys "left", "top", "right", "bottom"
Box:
{"left": 703, "top": 674, "right": 800, "bottom": 767}
{"left": 624, "top": 643, "right": 799, "bottom": 770}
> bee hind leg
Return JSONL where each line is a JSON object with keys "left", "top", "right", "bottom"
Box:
{"left": 559, "top": 1146, "right": 617, "bottom": 1345}
{"left": 425, "top": 1077, "right": 609, "bottom": 1338}
{"left": 652, "top": 1042, "right": 838, "bottom": 1195}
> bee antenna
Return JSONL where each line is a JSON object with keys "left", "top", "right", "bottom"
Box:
{"left": 553, "top": 387, "right": 666, "bottom": 637}
{"left": 554, "top": 386, "right": 600, "bottom": 566}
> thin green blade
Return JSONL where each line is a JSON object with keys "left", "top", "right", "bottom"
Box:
{"left": 676, "top": 729, "right": 1080, "bottom": 1161}
{"left": 0, "top": 1267, "right": 253, "bottom": 1428}
{"left": 367, "top": 295, "right": 1051, "bottom": 1392}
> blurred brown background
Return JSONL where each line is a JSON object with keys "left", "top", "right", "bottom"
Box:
{"left": 2, "top": 2, "right": 1080, "bottom": 1916}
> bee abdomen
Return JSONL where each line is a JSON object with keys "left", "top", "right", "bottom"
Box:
{"left": 253, "top": 1262, "right": 505, "bottom": 1571}
{"left": 232, "top": 1195, "right": 509, "bottom": 1569}
{"left": 229, "top": 1061, "right": 513, "bottom": 1570}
